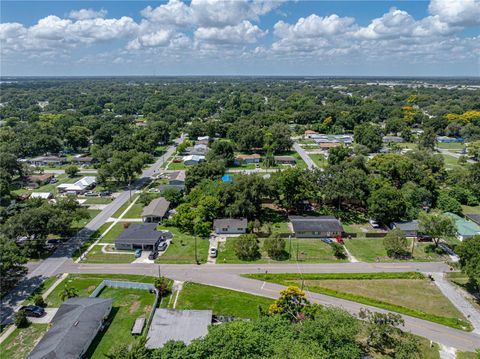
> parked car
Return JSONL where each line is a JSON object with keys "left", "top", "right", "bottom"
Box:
{"left": 19, "top": 305, "right": 45, "bottom": 318}
{"left": 321, "top": 238, "right": 333, "bottom": 244}
{"left": 336, "top": 237, "right": 344, "bottom": 245}
{"left": 50, "top": 177, "right": 58, "bottom": 184}
{"left": 99, "top": 190, "right": 112, "bottom": 196}
{"left": 368, "top": 219, "right": 380, "bottom": 228}
{"left": 157, "top": 242, "right": 168, "bottom": 251}
{"left": 148, "top": 188, "right": 159, "bottom": 193}
{"left": 148, "top": 251, "right": 159, "bottom": 260}
{"left": 209, "top": 248, "right": 218, "bottom": 258}
{"left": 84, "top": 191, "right": 98, "bottom": 197}
{"left": 134, "top": 249, "right": 142, "bottom": 258}
{"left": 45, "top": 239, "right": 62, "bottom": 249}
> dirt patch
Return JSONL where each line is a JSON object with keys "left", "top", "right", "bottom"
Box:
{"left": 129, "top": 301, "right": 140, "bottom": 314}
{"left": 87, "top": 285, "right": 96, "bottom": 292}
{"left": 144, "top": 304, "right": 152, "bottom": 314}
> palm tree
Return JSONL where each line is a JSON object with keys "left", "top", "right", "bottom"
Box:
{"left": 59, "top": 286, "right": 79, "bottom": 301}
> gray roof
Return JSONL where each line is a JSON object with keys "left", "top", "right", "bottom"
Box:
{"left": 274, "top": 155, "right": 296, "bottom": 162}
{"left": 147, "top": 309, "right": 212, "bottom": 349}
{"left": 28, "top": 297, "right": 112, "bottom": 359}
{"left": 289, "top": 216, "right": 343, "bottom": 233}
{"left": 142, "top": 197, "right": 170, "bottom": 218}
{"left": 159, "top": 184, "right": 185, "bottom": 192}
{"left": 169, "top": 171, "right": 186, "bottom": 183}
{"left": 392, "top": 220, "right": 420, "bottom": 232}
{"left": 115, "top": 223, "right": 166, "bottom": 246}
{"left": 465, "top": 214, "right": 480, "bottom": 225}
{"left": 213, "top": 218, "right": 248, "bottom": 229}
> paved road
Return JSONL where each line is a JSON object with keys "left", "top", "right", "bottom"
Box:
{"left": 43, "top": 169, "right": 98, "bottom": 174}
{"left": 436, "top": 148, "right": 476, "bottom": 163}
{"left": 0, "top": 138, "right": 181, "bottom": 325}
{"left": 57, "top": 261, "right": 480, "bottom": 352}
{"left": 293, "top": 142, "right": 317, "bottom": 169}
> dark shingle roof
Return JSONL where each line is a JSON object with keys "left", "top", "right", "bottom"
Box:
{"left": 28, "top": 297, "right": 112, "bottom": 359}
{"left": 289, "top": 216, "right": 343, "bottom": 233}
{"left": 115, "top": 223, "right": 166, "bottom": 246}
{"left": 392, "top": 220, "right": 420, "bottom": 232}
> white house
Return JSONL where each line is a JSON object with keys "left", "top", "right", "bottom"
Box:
{"left": 213, "top": 218, "right": 248, "bottom": 234}
{"left": 183, "top": 155, "right": 205, "bottom": 166}
{"left": 57, "top": 176, "right": 96, "bottom": 194}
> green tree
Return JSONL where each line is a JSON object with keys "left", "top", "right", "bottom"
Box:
{"left": 353, "top": 122, "right": 383, "bottom": 152}
{"left": 60, "top": 286, "right": 79, "bottom": 301}
{"left": 234, "top": 234, "right": 260, "bottom": 261}
{"left": 383, "top": 228, "right": 409, "bottom": 258}
{"left": 65, "top": 125, "right": 91, "bottom": 150}
{"left": 467, "top": 140, "right": 480, "bottom": 160}
{"left": 0, "top": 236, "right": 27, "bottom": 296}
{"left": 154, "top": 276, "right": 170, "bottom": 298}
{"left": 271, "top": 167, "right": 312, "bottom": 211}
{"left": 268, "top": 286, "right": 310, "bottom": 322}
{"left": 328, "top": 145, "right": 353, "bottom": 165}
{"left": 263, "top": 235, "right": 286, "bottom": 260}
{"left": 64, "top": 164, "right": 79, "bottom": 178}
{"left": 207, "top": 139, "right": 235, "bottom": 165}
{"left": 359, "top": 309, "right": 404, "bottom": 354}
{"left": 331, "top": 242, "right": 346, "bottom": 259}
{"left": 437, "top": 191, "right": 463, "bottom": 215}
{"left": 33, "top": 294, "right": 47, "bottom": 307}
{"left": 418, "top": 127, "right": 437, "bottom": 151}
{"left": 418, "top": 211, "right": 456, "bottom": 247}
{"left": 368, "top": 184, "right": 406, "bottom": 225}
{"left": 456, "top": 236, "right": 480, "bottom": 291}
{"left": 14, "top": 310, "right": 28, "bottom": 328}
{"left": 106, "top": 336, "right": 150, "bottom": 359}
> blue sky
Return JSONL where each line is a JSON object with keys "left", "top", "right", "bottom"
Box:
{"left": 1, "top": 0, "right": 479, "bottom": 76}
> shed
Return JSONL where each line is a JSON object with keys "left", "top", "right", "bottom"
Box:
{"left": 290, "top": 216, "right": 343, "bottom": 238}
{"left": 131, "top": 317, "right": 145, "bottom": 336}
{"left": 146, "top": 309, "right": 212, "bottom": 349}
{"left": 141, "top": 197, "right": 170, "bottom": 223}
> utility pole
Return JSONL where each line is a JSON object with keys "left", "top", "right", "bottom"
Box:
{"left": 296, "top": 237, "right": 299, "bottom": 262}
{"left": 194, "top": 234, "right": 198, "bottom": 264}
{"left": 289, "top": 235, "right": 292, "bottom": 260}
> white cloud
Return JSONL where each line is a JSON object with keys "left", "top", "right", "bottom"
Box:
{"left": 429, "top": 0, "right": 480, "bottom": 26}
{"left": 69, "top": 8, "right": 108, "bottom": 20}
{"left": 195, "top": 20, "right": 266, "bottom": 45}
{"left": 274, "top": 14, "right": 355, "bottom": 39}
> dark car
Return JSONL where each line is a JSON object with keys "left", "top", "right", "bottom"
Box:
{"left": 100, "top": 190, "right": 112, "bottom": 196}
{"left": 19, "top": 305, "right": 45, "bottom": 318}
{"left": 157, "top": 241, "right": 168, "bottom": 251}
{"left": 148, "top": 251, "right": 159, "bottom": 260}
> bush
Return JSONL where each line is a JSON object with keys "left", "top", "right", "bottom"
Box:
{"left": 234, "top": 234, "right": 261, "bottom": 261}
{"left": 383, "top": 229, "right": 409, "bottom": 258}
{"left": 263, "top": 236, "right": 286, "bottom": 260}
{"left": 331, "top": 242, "right": 346, "bottom": 259}
{"left": 14, "top": 310, "right": 28, "bottom": 328}
{"left": 64, "top": 165, "right": 79, "bottom": 178}
{"left": 33, "top": 294, "right": 46, "bottom": 307}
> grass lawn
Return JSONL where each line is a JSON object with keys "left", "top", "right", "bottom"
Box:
{"left": 72, "top": 223, "right": 111, "bottom": 260}
{"left": 155, "top": 225, "right": 209, "bottom": 263}
{"left": 442, "top": 154, "right": 465, "bottom": 170}
{"left": 82, "top": 197, "right": 114, "bottom": 205}
{"left": 167, "top": 160, "right": 188, "bottom": 170}
{"left": 309, "top": 153, "right": 328, "bottom": 168}
{"left": 226, "top": 162, "right": 257, "bottom": 170}
{"left": 291, "top": 151, "right": 308, "bottom": 169}
{"left": 246, "top": 272, "right": 470, "bottom": 331}
{"left": 112, "top": 195, "right": 139, "bottom": 218}
{"left": 456, "top": 352, "right": 479, "bottom": 359}
{"left": 217, "top": 237, "right": 343, "bottom": 264}
{"left": 99, "top": 222, "right": 126, "bottom": 243}
{"left": 343, "top": 222, "right": 386, "bottom": 234}
{"left": 270, "top": 220, "right": 291, "bottom": 235}
{"left": 82, "top": 246, "right": 134, "bottom": 264}
{"left": 437, "top": 142, "right": 465, "bottom": 150}
{"left": 344, "top": 238, "right": 445, "bottom": 262}
{"left": 86, "top": 287, "right": 155, "bottom": 359}
{"left": 462, "top": 205, "right": 480, "bottom": 215}
{"left": 23, "top": 275, "right": 59, "bottom": 305}
{"left": 123, "top": 201, "right": 145, "bottom": 219}
{"left": 174, "top": 282, "right": 273, "bottom": 319}
{"left": 0, "top": 324, "right": 48, "bottom": 359}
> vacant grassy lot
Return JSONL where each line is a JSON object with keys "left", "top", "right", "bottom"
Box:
{"left": 87, "top": 287, "right": 155, "bottom": 359}
{"left": 437, "top": 142, "right": 465, "bottom": 150}
{"left": 112, "top": 195, "right": 139, "bottom": 218}
{"left": 175, "top": 282, "right": 273, "bottom": 319}
{"left": 167, "top": 160, "right": 188, "bottom": 170}
{"left": 0, "top": 324, "right": 48, "bottom": 359}
{"left": 156, "top": 225, "right": 209, "bottom": 263}
{"left": 82, "top": 245, "right": 134, "bottom": 264}
{"left": 82, "top": 197, "right": 114, "bottom": 205}
{"left": 462, "top": 205, "right": 480, "bottom": 215}
{"left": 309, "top": 153, "right": 328, "bottom": 168}
{"left": 123, "top": 201, "right": 145, "bottom": 218}
{"left": 99, "top": 222, "right": 125, "bottom": 243}
{"left": 71, "top": 209, "right": 101, "bottom": 230}
{"left": 344, "top": 238, "right": 445, "bottom": 262}
{"left": 442, "top": 154, "right": 465, "bottom": 170}
{"left": 217, "top": 237, "right": 344, "bottom": 264}
{"left": 247, "top": 272, "right": 470, "bottom": 330}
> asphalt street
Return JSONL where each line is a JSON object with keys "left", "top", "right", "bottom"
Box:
{"left": 293, "top": 142, "right": 317, "bottom": 169}
{"left": 0, "top": 139, "right": 180, "bottom": 325}
{"left": 57, "top": 261, "right": 480, "bottom": 352}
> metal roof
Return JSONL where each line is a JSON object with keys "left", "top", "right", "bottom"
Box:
{"left": 146, "top": 309, "right": 212, "bottom": 349}
{"left": 444, "top": 212, "right": 480, "bottom": 237}
{"left": 28, "top": 297, "right": 112, "bottom": 359}
{"left": 289, "top": 216, "right": 343, "bottom": 233}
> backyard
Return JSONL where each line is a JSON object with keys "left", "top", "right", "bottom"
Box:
{"left": 0, "top": 324, "right": 48, "bottom": 359}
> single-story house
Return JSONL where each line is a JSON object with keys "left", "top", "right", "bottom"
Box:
{"left": 186, "top": 144, "right": 209, "bottom": 156}
{"left": 169, "top": 171, "right": 186, "bottom": 185}
{"left": 57, "top": 176, "right": 96, "bottom": 194}
{"left": 382, "top": 136, "right": 404, "bottom": 143}
{"left": 28, "top": 297, "right": 112, "bottom": 359}
{"left": 234, "top": 154, "right": 261, "bottom": 165}
{"left": 195, "top": 139, "right": 209, "bottom": 146}
{"left": 465, "top": 214, "right": 480, "bottom": 226}
{"left": 304, "top": 130, "right": 318, "bottom": 138}
{"left": 25, "top": 173, "right": 54, "bottom": 188}
{"left": 147, "top": 309, "right": 212, "bottom": 349}
{"left": 183, "top": 155, "right": 205, "bottom": 165}
{"left": 114, "top": 223, "right": 170, "bottom": 250}
{"left": 274, "top": 155, "right": 296, "bottom": 165}
{"left": 141, "top": 197, "right": 171, "bottom": 223}
{"left": 28, "top": 156, "right": 68, "bottom": 167}
{"left": 72, "top": 156, "right": 94, "bottom": 165}
{"left": 289, "top": 216, "right": 343, "bottom": 238}
{"left": 30, "top": 192, "right": 53, "bottom": 200}
{"left": 437, "top": 136, "right": 463, "bottom": 143}
{"left": 444, "top": 212, "right": 480, "bottom": 241}
{"left": 197, "top": 136, "right": 210, "bottom": 142}
{"left": 213, "top": 218, "right": 248, "bottom": 234}
{"left": 318, "top": 142, "right": 339, "bottom": 150}
{"left": 391, "top": 220, "right": 420, "bottom": 237}
{"left": 159, "top": 184, "right": 185, "bottom": 193}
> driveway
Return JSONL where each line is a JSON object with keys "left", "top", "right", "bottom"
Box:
{"left": 28, "top": 308, "right": 58, "bottom": 324}
{"left": 293, "top": 142, "right": 317, "bottom": 169}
